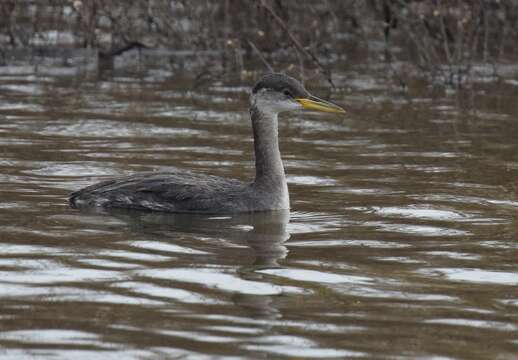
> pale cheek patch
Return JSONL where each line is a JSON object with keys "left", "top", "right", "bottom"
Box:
{"left": 251, "top": 90, "right": 301, "bottom": 114}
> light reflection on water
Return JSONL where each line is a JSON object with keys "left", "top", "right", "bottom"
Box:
{"left": 0, "top": 69, "right": 518, "bottom": 359}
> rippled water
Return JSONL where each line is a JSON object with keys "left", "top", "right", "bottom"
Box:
{"left": 1, "top": 67, "right": 518, "bottom": 359}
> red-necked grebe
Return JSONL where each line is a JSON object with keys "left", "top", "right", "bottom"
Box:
{"left": 69, "top": 73, "right": 345, "bottom": 213}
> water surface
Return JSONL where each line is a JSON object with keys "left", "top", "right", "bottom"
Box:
{"left": 1, "top": 67, "right": 518, "bottom": 359}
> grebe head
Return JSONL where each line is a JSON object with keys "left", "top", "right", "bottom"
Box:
{"left": 250, "top": 73, "right": 345, "bottom": 115}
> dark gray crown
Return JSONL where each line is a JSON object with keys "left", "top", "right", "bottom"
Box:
{"left": 252, "top": 73, "right": 309, "bottom": 98}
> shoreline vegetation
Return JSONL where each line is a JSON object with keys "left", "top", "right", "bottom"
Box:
{"left": 1, "top": 0, "right": 518, "bottom": 87}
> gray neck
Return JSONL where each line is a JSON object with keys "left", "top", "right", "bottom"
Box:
{"left": 250, "top": 106, "right": 288, "bottom": 193}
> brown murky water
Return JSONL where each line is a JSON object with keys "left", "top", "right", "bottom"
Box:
{"left": 1, "top": 65, "right": 518, "bottom": 359}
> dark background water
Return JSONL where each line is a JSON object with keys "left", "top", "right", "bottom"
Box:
{"left": 1, "top": 62, "right": 518, "bottom": 359}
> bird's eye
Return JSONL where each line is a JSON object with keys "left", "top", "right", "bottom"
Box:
{"left": 282, "top": 89, "right": 293, "bottom": 98}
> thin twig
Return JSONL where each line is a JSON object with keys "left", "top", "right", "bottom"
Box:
{"left": 246, "top": 39, "right": 274, "bottom": 72}
{"left": 437, "top": 0, "right": 452, "bottom": 65}
{"left": 257, "top": 0, "right": 335, "bottom": 87}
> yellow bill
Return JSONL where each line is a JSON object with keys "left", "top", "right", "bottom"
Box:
{"left": 297, "top": 95, "right": 345, "bottom": 113}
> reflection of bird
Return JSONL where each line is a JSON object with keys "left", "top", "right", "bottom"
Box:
{"left": 88, "top": 208, "right": 291, "bottom": 268}
{"left": 69, "top": 73, "right": 345, "bottom": 213}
